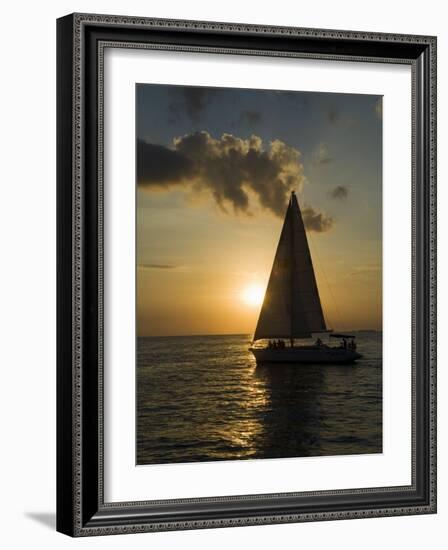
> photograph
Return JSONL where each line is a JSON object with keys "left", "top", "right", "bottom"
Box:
{"left": 54, "top": 7, "right": 436, "bottom": 538}
{"left": 136, "top": 83, "right": 383, "bottom": 465}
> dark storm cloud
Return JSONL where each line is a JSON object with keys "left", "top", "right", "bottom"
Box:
{"left": 302, "top": 207, "right": 333, "bottom": 233}
{"left": 138, "top": 131, "right": 333, "bottom": 230}
{"left": 168, "top": 87, "right": 220, "bottom": 123}
{"left": 137, "top": 140, "right": 195, "bottom": 185}
{"left": 329, "top": 185, "right": 349, "bottom": 200}
{"left": 138, "top": 131, "right": 305, "bottom": 217}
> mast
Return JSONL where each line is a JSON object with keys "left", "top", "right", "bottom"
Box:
{"left": 290, "top": 192, "right": 295, "bottom": 348}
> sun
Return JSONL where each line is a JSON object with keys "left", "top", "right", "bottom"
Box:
{"left": 241, "top": 283, "right": 265, "bottom": 307}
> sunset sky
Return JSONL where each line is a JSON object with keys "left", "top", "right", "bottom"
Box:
{"left": 136, "top": 84, "right": 382, "bottom": 337}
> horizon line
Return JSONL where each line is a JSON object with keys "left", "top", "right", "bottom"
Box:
{"left": 138, "top": 329, "right": 382, "bottom": 339}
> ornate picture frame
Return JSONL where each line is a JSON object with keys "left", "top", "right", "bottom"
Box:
{"left": 57, "top": 13, "right": 436, "bottom": 536}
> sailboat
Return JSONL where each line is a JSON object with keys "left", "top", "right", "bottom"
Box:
{"left": 250, "top": 191, "right": 361, "bottom": 364}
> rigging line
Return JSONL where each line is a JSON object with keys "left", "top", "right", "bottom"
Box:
{"left": 307, "top": 229, "right": 343, "bottom": 331}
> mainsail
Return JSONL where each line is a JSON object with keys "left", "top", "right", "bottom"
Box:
{"left": 253, "top": 192, "right": 327, "bottom": 341}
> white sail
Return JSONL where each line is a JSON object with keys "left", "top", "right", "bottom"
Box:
{"left": 253, "top": 192, "right": 327, "bottom": 341}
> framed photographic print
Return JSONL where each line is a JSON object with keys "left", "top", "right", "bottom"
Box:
{"left": 56, "top": 13, "right": 437, "bottom": 536}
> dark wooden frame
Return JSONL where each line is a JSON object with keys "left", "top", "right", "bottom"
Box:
{"left": 57, "top": 13, "right": 437, "bottom": 537}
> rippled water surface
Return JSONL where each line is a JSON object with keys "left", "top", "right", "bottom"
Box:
{"left": 137, "top": 332, "right": 382, "bottom": 464}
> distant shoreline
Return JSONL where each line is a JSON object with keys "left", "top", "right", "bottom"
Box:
{"left": 138, "top": 330, "right": 383, "bottom": 339}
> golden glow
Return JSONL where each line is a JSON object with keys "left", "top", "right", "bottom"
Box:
{"left": 137, "top": 192, "right": 382, "bottom": 336}
{"left": 241, "top": 283, "right": 265, "bottom": 308}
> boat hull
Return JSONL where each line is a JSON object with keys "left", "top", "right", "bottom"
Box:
{"left": 250, "top": 346, "right": 362, "bottom": 364}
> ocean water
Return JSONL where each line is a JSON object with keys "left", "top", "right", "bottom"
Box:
{"left": 137, "top": 332, "right": 382, "bottom": 465}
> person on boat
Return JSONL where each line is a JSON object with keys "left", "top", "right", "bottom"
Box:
{"left": 342, "top": 338, "right": 347, "bottom": 349}
{"left": 316, "top": 337, "right": 322, "bottom": 347}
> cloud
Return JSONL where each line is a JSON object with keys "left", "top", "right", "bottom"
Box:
{"left": 329, "top": 185, "right": 349, "bottom": 200}
{"left": 137, "top": 131, "right": 307, "bottom": 218}
{"left": 302, "top": 207, "right": 333, "bottom": 233}
{"left": 349, "top": 264, "right": 381, "bottom": 279}
{"left": 374, "top": 98, "right": 382, "bottom": 119}
{"left": 168, "top": 87, "right": 219, "bottom": 123}
{"left": 327, "top": 107, "right": 358, "bottom": 128}
{"left": 137, "top": 140, "right": 195, "bottom": 185}
{"left": 238, "top": 109, "right": 262, "bottom": 125}
{"left": 327, "top": 107, "right": 339, "bottom": 125}
{"left": 138, "top": 264, "right": 177, "bottom": 269}
{"left": 313, "top": 143, "right": 333, "bottom": 165}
